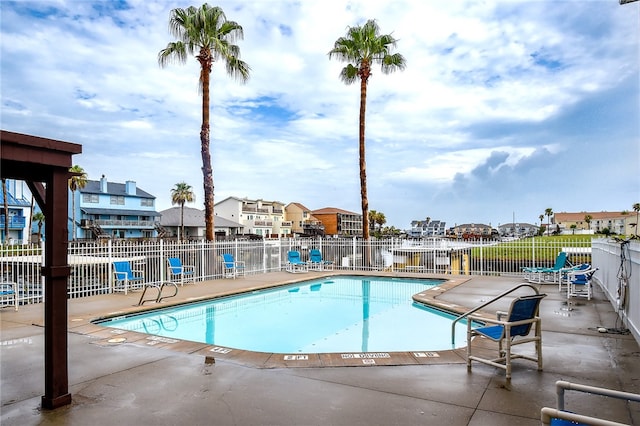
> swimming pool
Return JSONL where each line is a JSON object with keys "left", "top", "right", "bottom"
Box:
{"left": 97, "top": 275, "right": 471, "bottom": 353}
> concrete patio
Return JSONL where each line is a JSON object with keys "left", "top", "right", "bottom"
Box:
{"left": 1, "top": 272, "right": 639, "bottom": 425}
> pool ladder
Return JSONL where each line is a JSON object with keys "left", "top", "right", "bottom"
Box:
{"left": 450, "top": 283, "right": 541, "bottom": 346}
{"left": 137, "top": 282, "right": 179, "bottom": 306}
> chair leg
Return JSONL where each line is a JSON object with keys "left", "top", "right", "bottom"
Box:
{"left": 505, "top": 338, "right": 512, "bottom": 380}
{"left": 536, "top": 323, "right": 543, "bottom": 371}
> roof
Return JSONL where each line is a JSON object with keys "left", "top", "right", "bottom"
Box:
{"left": 81, "top": 180, "right": 154, "bottom": 199}
{"left": 159, "top": 207, "right": 243, "bottom": 228}
{"left": 0, "top": 187, "right": 31, "bottom": 207}
{"left": 215, "top": 196, "right": 285, "bottom": 206}
{"left": 81, "top": 208, "right": 160, "bottom": 217}
{"left": 312, "top": 207, "right": 360, "bottom": 215}
{"left": 286, "top": 202, "right": 312, "bottom": 211}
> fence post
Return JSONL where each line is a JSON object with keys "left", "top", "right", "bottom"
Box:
{"left": 159, "top": 239, "right": 164, "bottom": 283}
{"left": 352, "top": 237, "right": 357, "bottom": 271}
{"left": 532, "top": 237, "right": 536, "bottom": 269}
{"left": 479, "top": 237, "right": 484, "bottom": 276}
{"left": 107, "top": 239, "right": 113, "bottom": 294}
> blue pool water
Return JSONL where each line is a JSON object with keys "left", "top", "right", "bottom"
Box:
{"left": 97, "top": 275, "right": 471, "bottom": 353}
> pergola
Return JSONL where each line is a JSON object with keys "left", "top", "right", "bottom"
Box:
{"left": 0, "top": 129, "right": 82, "bottom": 409}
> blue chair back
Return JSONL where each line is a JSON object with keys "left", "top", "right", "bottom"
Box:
{"left": 553, "top": 252, "right": 568, "bottom": 270}
{"left": 309, "top": 249, "right": 322, "bottom": 263}
{"left": 222, "top": 253, "right": 235, "bottom": 268}
{"left": 167, "top": 257, "right": 182, "bottom": 273}
{"left": 288, "top": 251, "right": 302, "bottom": 263}
{"left": 508, "top": 294, "right": 546, "bottom": 336}
{"left": 113, "top": 261, "right": 133, "bottom": 279}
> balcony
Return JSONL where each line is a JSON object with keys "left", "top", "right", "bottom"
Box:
{"left": 0, "top": 215, "right": 26, "bottom": 229}
{"left": 254, "top": 220, "right": 273, "bottom": 227}
{"left": 94, "top": 219, "right": 157, "bottom": 229}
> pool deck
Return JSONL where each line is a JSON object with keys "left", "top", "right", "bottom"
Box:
{"left": 1, "top": 271, "right": 639, "bottom": 425}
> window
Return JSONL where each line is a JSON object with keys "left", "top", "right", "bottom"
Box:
{"left": 141, "top": 198, "right": 153, "bottom": 207}
{"left": 110, "top": 195, "right": 125, "bottom": 205}
{"left": 83, "top": 194, "right": 99, "bottom": 203}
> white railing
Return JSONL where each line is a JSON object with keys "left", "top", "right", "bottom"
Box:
{"left": 592, "top": 238, "right": 640, "bottom": 342}
{"left": 0, "top": 236, "right": 612, "bottom": 304}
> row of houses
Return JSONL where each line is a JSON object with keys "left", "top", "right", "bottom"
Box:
{"left": 1, "top": 176, "right": 637, "bottom": 242}
{"left": 0, "top": 177, "right": 366, "bottom": 241}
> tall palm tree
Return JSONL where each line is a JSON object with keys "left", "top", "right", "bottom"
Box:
{"left": 171, "top": 182, "right": 195, "bottom": 240}
{"left": 538, "top": 214, "right": 544, "bottom": 235}
{"left": 544, "top": 208, "right": 553, "bottom": 236}
{"left": 33, "top": 211, "right": 45, "bottom": 242}
{"left": 375, "top": 211, "right": 386, "bottom": 231}
{"left": 633, "top": 202, "right": 640, "bottom": 236}
{"left": 329, "top": 19, "right": 406, "bottom": 241}
{"left": 159, "top": 4, "right": 250, "bottom": 241}
{"left": 584, "top": 214, "right": 592, "bottom": 232}
{"left": 68, "top": 165, "right": 87, "bottom": 241}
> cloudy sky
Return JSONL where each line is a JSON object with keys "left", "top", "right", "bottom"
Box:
{"left": 1, "top": 0, "right": 638, "bottom": 230}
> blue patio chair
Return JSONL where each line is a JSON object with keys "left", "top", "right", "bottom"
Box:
{"left": 112, "top": 261, "right": 145, "bottom": 295}
{"left": 467, "top": 293, "right": 546, "bottom": 379}
{"left": 0, "top": 282, "right": 18, "bottom": 311}
{"left": 522, "top": 252, "right": 568, "bottom": 284}
{"left": 308, "top": 249, "right": 333, "bottom": 271}
{"left": 222, "top": 253, "right": 245, "bottom": 278}
{"left": 166, "top": 257, "right": 195, "bottom": 286}
{"left": 541, "top": 380, "right": 640, "bottom": 425}
{"left": 566, "top": 265, "right": 598, "bottom": 300}
{"left": 286, "top": 250, "right": 307, "bottom": 273}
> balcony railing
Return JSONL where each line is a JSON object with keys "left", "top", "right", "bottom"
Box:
{"left": 254, "top": 221, "right": 273, "bottom": 227}
{"left": 0, "top": 215, "right": 26, "bottom": 229}
{"left": 94, "top": 219, "right": 156, "bottom": 228}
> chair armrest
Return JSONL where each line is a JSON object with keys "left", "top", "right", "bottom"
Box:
{"left": 114, "top": 271, "right": 127, "bottom": 279}
{"left": 496, "top": 310, "right": 508, "bottom": 320}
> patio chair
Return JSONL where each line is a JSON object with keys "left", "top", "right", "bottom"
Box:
{"left": 308, "top": 249, "right": 333, "bottom": 271}
{"left": 222, "top": 253, "right": 245, "bottom": 278}
{"left": 0, "top": 282, "right": 18, "bottom": 311}
{"left": 166, "top": 257, "right": 195, "bottom": 286}
{"left": 286, "top": 250, "right": 308, "bottom": 273}
{"left": 467, "top": 293, "right": 546, "bottom": 379}
{"left": 112, "top": 261, "right": 145, "bottom": 295}
{"left": 522, "top": 251, "right": 568, "bottom": 284}
{"left": 566, "top": 266, "right": 598, "bottom": 300}
{"left": 541, "top": 380, "right": 640, "bottom": 425}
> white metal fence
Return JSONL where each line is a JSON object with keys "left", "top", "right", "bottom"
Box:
{"left": 592, "top": 238, "right": 640, "bottom": 342}
{"left": 1, "top": 236, "right": 597, "bottom": 305}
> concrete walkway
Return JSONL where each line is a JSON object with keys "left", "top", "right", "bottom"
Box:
{"left": 1, "top": 272, "right": 639, "bottom": 425}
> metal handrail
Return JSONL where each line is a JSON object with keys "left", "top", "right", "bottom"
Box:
{"left": 451, "top": 282, "right": 540, "bottom": 346}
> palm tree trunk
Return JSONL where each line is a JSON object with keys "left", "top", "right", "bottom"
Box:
{"left": 180, "top": 201, "right": 185, "bottom": 241}
{"left": 199, "top": 50, "right": 215, "bottom": 242}
{"left": 71, "top": 189, "right": 76, "bottom": 240}
{"left": 359, "top": 76, "right": 369, "bottom": 241}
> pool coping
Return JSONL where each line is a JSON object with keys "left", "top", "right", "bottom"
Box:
{"left": 67, "top": 273, "right": 499, "bottom": 368}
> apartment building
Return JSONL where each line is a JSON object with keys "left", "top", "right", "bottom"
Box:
{"left": 0, "top": 179, "right": 32, "bottom": 244}
{"left": 497, "top": 222, "right": 539, "bottom": 237}
{"left": 215, "top": 197, "right": 292, "bottom": 238}
{"left": 284, "top": 202, "right": 325, "bottom": 237}
{"left": 160, "top": 206, "right": 244, "bottom": 239}
{"left": 408, "top": 219, "right": 447, "bottom": 237}
{"left": 311, "top": 207, "right": 362, "bottom": 237}
{"left": 554, "top": 211, "right": 637, "bottom": 235}
{"left": 76, "top": 175, "right": 160, "bottom": 239}
{"left": 450, "top": 223, "right": 498, "bottom": 239}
